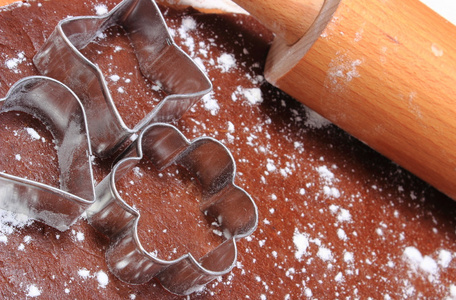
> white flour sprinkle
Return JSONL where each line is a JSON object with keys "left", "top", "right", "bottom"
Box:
{"left": 266, "top": 159, "right": 276, "bottom": 173}
{"left": 304, "top": 107, "right": 332, "bottom": 129}
{"left": 109, "top": 74, "right": 120, "bottom": 82}
{"left": 243, "top": 88, "right": 263, "bottom": 105}
{"left": 5, "top": 52, "right": 26, "bottom": 73}
{"left": 94, "top": 4, "right": 108, "bottom": 15}
{"left": 316, "top": 166, "right": 335, "bottom": 183}
{"left": 431, "top": 43, "right": 444, "bottom": 57}
{"left": 325, "top": 54, "right": 362, "bottom": 92}
{"left": 97, "top": 271, "right": 109, "bottom": 288}
{"left": 329, "top": 204, "right": 339, "bottom": 214}
{"left": 0, "top": 235, "right": 7, "bottom": 244}
{"left": 227, "top": 121, "right": 235, "bottom": 133}
{"left": 335, "top": 272, "right": 344, "bottom": 282}
{"left": 420, "top": 256, "right": 438, "bottom": 274}
{"left": 181, "top": 16, "right": 197, "bottom": 31}
{"left": 78, "top": 268, "right": 91, "bottom": 279}
{"left": 304, "top": 287, "right": 313, "bottom": 297}
{"left": 293, "top": 229, "right": 309, "bottom": 260}
{"left": 25, "top": 127, "right": 40, "bottom": 140}
{"left": 337, "top": 228, "right": 348, "bottom": 241}
{"left": 132, "top": 166, "right": 143, "bottom": 177}
{"left": 217, "top": 53, "right": 236, "bottom": 73}
{"left": 26, "top": 284, "right": 41, "bottom": 297}
{"left": 337, "top": 209, "right": 352, "bottom": 223}
{"left": 449, "top": 285, "right": 456, "bottom": 298}
{"left": 202, "top": 92, "right": 220, "bottom": 115}
{"left": 317, "top": 247, "right": 333, "bottom": 261}
{"left": 438, "top": 249, "right": 452, "bottom": 268}
{"left": 76, "top": 231, "right": 85, "bottom": 241}
{"left": 404, "top": 246, "right": 423, "bottom": 265}
{"left": 232, "top": 86, "right": 263, "bottom": 105}
{"left": 329, "top": 204, "right": 352, "bottom": 222}
{"left": 403, "top": 246, "right": 439, "bottom": 274}
{"left": 177, "top": 17, "right": 197, "bottom": 54}
{"left": 0, "top": 209, "right": 32, "bottom": 236}
{"left": 344, "top": 251, "right": 354, "bottom": 263}
{"left": 323, "top": 186, "right": 341, "bottom": 198}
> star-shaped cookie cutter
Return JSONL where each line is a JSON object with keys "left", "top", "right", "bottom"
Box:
{"left": 33, "top": 0, "right": 212, "bottom": 158}
{"left": 0, "top": 76, "right": 95, "bottom": 231}
{"left": 87, "top": 123, "right": 258, "bottom": 295}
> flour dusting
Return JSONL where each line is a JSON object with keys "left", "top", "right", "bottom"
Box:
{"left": 97, "top": 271, "right": 109, "bottom": 288}
{"left": 94, "top": 4, "right": 108, "bottom": 15}
{"left": 304, "top": 107, "right": 332, "bottom": 129}
{"left": 0, "top": 209, "right": 33, "bottom": 237}
{"left": 26, "top": 284, "right": 41, "bottom": 297}
{"left": 217, "top": 53, "right": 236, "bottom": 73}
{"left": 5, "top": 51, "right": 26, "bottom": 73}
{"left": 293, "top": 229, "right": 309, "bottom": 260}
{"left": 25, "top": 127, "right": 40, "bottom": 140}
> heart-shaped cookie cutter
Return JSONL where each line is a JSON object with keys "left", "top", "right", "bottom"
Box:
{"left": 0, "top": 76, "right": 95, "bottom": 231}
{"left": 33, "top": 0, "right": 212, "bottom": 158}
{"left": 87, "top": 123, "right": 258, "bottom": 295}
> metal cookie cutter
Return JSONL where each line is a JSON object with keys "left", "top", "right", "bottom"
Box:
{"left": 0, "top": 76, "right": 95, "bottom": 231}
{"left": 33, "top": 0, "right": 212, "bottom": 158}
{"left": 87, "top": 123, "right": 258, "bottom": 295}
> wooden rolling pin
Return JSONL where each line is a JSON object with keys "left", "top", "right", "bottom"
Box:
{"left": 232, "top": 0, "right": 456, "bottom": 200}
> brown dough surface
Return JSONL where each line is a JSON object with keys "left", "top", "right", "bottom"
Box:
{"left": 0, "top": 0, "right": 454, "bottom": 299}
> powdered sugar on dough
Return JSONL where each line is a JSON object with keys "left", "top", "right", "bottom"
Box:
{"left": 403, "top": 246, "right": 440, "bottom": 275}
{"left": 0, "top": 209, "right": 33, "bottom": 240}
{"left": 25, "top": 127, "right": 40, "bottom": 140}
{"left": 94, "top": 4, "right": 108, "bottom": 15}
{"left": 217, "top": 53, "right": 236, "bottom": 73}
{"left": 97, "top": 271, "right": 109, "bottom": 288}
{"left": 293, "top": 229, "right": 309, "bottom": 260}
{"left": 78, "top": 268, "right": 91, "bottom": 279}
{"left": 202, "top": 92, "right": 220, "bottom": 115}
{"left": 232, "top": 87, "right": 263, "bottom": 105}
{"left": 5, "top": 51, "right": 26, "bottom": 74}
{"left": 26, "top": 284, "right": 42, "bottom": 297}
{"left": 303, "top": 107, "right": 332, "bottom": 129}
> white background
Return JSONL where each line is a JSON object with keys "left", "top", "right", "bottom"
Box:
{"left": 420, "top": 0, "right": 456, "bottom": 24}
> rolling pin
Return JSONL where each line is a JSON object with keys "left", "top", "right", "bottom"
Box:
{"left": 232, "top": 0, "right": 456, "bottom": 200}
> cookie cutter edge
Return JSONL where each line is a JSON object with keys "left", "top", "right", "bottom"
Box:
{"left": 87, "top": 123, "right": 258, "bottom": 295}
{"left": 0, "top": 76, "right": 95, "bottom": 231}
{"left": 33, "top": 0, "right": 212, "bottom": 158}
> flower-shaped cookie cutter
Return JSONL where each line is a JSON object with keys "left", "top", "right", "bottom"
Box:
{"left": 87, "top": 123, "right": 258, "bottom": 295}
{"left": 33, "top": 0, "right": 212, "bottom": 158}
{"left": 0, "top": 76, "right": 95, "bottom": 231}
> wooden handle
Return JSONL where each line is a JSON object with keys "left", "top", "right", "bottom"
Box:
{"left": 0, "top": 0, "right": 15, "bottom": 6}
{"left": 236, "top": 0, "right": 456, "bottom": 199}
{"left": 232, "top": 0, "right": 325, "bottom": 45}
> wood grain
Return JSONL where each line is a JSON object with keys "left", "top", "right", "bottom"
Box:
{"left": 232, "top": 0, "right": 324, "bottom": 45}
{"left": 0, "top": 0, "right": 16, "bottom": 6}
{"left": 245, "top": 0, "right": 456, "bottom": 200}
